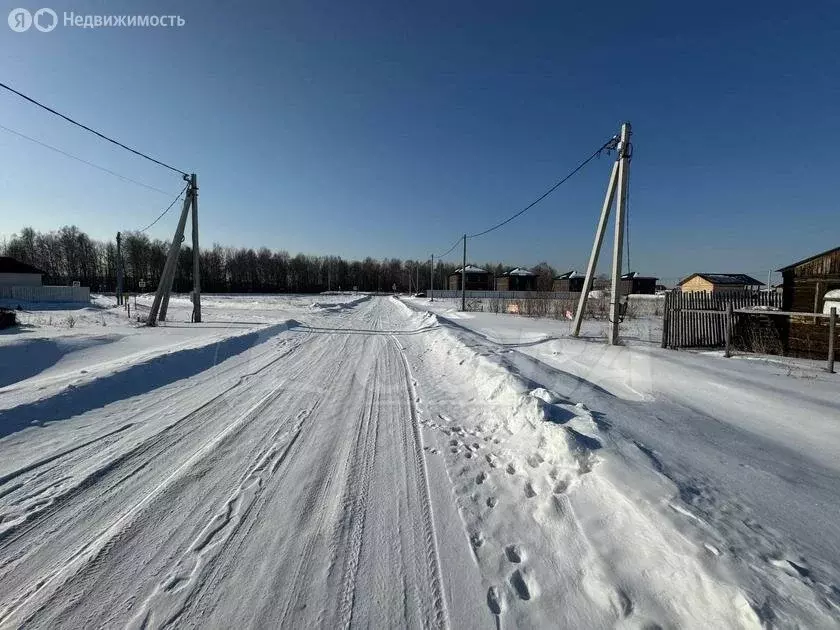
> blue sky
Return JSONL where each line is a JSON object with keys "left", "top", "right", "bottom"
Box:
{"left": 1, "top": 0, "right": 838, "bottom": 285}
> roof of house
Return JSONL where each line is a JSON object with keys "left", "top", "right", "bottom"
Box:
{"left": 678, "top": 273, "right": 764, "bottom": 286}
{"left": 554, "top": 270, "right": 582, "bottom": 280}
{"left": 0, "top": 257, "right": 45, "bottom": 275}
{"left": 500, "top": 267, "right": 536, "bottom": 277}
{"left": 776, "top": 246, "right": 840, "bottom": 272}
{"left": 452, "top": 265, "right": 488, "bottom": 274}
{"left": 621, "top": 272, "right": 658, "bottom": 280}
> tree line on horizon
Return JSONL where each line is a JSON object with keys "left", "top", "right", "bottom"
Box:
{"left": 1, "top": 226, "right": 563, "bottom": 294}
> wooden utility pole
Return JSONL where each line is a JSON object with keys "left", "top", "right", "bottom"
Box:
{"left": 724, "top": 302, "right": 733, "bottom": 358}
{"left": 148, "top": 174, "right": 201, "bottom": 326}
{"left": 461, "top": 234, "right": 467, "bottom": 311}
{"left": 608, "top": 122, "right": 632, "bottom": 345}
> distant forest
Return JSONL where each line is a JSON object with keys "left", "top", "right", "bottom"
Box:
{"left": 1, "top": 226, "right": 561, "bottom": 294}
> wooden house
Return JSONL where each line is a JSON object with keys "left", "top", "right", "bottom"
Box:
{"left": 777, "top": 246, "right": 840, "bottom": 360}
{"left": 448, "top": 265, "right": 494, "bottom": 291}
{"left": 778, "top": 246, "right": 840, "bottom": 312}
{"left": 678, "top": 273, "right": 763, "bottom": 294}
{"left": 495, "top": 268, "right": 537, "bottom": 291}
{"left": 620, "top": 272, "right": 658, "bottom": 295}
{"left": 552, "top": 271, "right": 585, "bottom": 293}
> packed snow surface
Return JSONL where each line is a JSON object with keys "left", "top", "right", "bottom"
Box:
{"left": 0, "top": 294, "right": 837, "bottom": 628}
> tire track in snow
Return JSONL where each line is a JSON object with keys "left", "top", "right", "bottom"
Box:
{"left": 390, "top": 334, "right": 450, "bottom": 630}
{"left": 0, "top": 383, "right": 290, "bottom": 628}
{"left": 0, "top": 332, "right": 312, "bottom": 545}
{"left": 0, "top": 329, "right": 325, "bottom": 628}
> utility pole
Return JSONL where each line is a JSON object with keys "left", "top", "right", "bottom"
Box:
{"left": 608, "top": 122, "right": 632, "bottom": 345}
{"left": 461, "top": 234, "right": 467, "bottom": 311}
{"left": 148, "top": 174, "right": 201, "bottom": 326}
{"left": 571, "top": 122, "right": 631, "bottom": 346}
{"left": 430, "top": 254, "right": 434, "bottom": 301}
{"left": 116, "top": 231, "right": 123, "bottom": 306}
{"left": 572, "top": 160, "right": 618, "bottom": 336}
{"left": 191, "top": 173, "right": 201, "bottom": 323}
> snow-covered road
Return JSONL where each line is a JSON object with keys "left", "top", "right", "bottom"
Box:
{"left": 0, "top": 296, "right": 821, "bottom": 628}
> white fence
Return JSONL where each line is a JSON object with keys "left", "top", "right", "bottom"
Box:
{"left": 0, "top": 285, "right": 90, "bottom": 303}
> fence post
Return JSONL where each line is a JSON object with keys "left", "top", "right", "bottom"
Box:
{"left": 724, "top": 302, "right": 733, "bottom": 358}
{"left": 828, "top": 307, "right": 836, "bottom": 374}
{"left": 661, "top": 291, "right": 669, "bottom": 348}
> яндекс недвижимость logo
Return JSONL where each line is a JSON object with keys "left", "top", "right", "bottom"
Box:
{"left": 8, "top": 7, "right": 57, "bottom": 32}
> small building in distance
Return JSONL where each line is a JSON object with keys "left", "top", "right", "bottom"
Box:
{"left": 448, "top": 265, "right": 494, "bottom": 291}
{"left": 620, "top": 272, "right": 658, "bottom": 295}
{"left": 777, "top": 246, "right": 840, "bottom": 313}
{"left": 0, "top": 257, "right": 44, "bottom": 287}
{"left": 678, "top": 273, "right": 763, "bottom": 294}
{"left": 552, "top": 270, "right": 585, "bottom": 292}
{"left": 495, "top": 267, "right": 537, "bottom": 291}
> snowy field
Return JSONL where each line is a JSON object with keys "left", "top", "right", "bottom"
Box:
{"left": 0, "top": 294, "right": 838, "bottom": 628}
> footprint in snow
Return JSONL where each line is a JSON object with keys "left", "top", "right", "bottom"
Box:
{"left": 487, "top": 586, "right": 504, "bottom": 615}
{"left": 485, "top": 454, "right": 499, "bottom": 468}
{"left": 486, "top": 496, "right": 497, "bottom": 508}
{"left": 506, "top": 463, "right": 516, "bottom": 475}
{"left": 475, "top": 471, "right": 487, "bottom": 485}
{"left": 527, "top": 452, "right": 544, "bottom": 468}
{"left": 509, "top": 568, "right": 536, "bottom": 601}
{"left": 524, "top": 481, "right": 537, "bottom": 498}
{"left": 505, "top": 544, "right": 523, "bottom": 563}
{"left": 470, "top": 531, "right": 484, "bottom": 549}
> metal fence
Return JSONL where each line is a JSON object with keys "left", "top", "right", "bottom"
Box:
{"left": 429, "top": 290, "right": 577, "bottom": 300}
{"left": 0, "top": 285, "right": 90, "bottom": 303}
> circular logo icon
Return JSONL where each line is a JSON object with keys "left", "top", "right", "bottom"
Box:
{"left": 34, "top": 7, "right": 57, "bottom": 32}
{"left": 8, "top": 8, "right": 32, "bottom": 32}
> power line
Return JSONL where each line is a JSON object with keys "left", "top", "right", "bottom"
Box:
{"left": 136, "top": 184, "right": 188, "bottom": 233}
{"left": 434, "top": 236, "right": 463, "bottom": 259}
{"left": 466, "top": 137, "right": 617, "bottom": 240}
{"left": 0, "top": 81, "right": 188, "bottom": 176}
{"left": 0, "top": 123, "right": 178, "bottom": 197}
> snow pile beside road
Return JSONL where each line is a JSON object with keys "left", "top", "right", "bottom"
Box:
{"left": 403, "top": 310, "right": 760, "bottom": 629}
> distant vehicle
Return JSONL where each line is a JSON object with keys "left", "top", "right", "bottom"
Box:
{"left": 414, "top": 291, "right": 426, "bottom": 298}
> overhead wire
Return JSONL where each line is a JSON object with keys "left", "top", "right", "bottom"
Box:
{"left": 465, "top": 136, "right": 617, "bottom": 240}
{"left": 434, "top": 235, "right": 463, "bottom": 260}
{"left": 0, "top": 123, "right": 179, "bottom": 197}
{"left": 0, "top": 80, "right": 188, "bottom": 176}
{"left": 136, "top": 184, "right": 188, "bottom": 233}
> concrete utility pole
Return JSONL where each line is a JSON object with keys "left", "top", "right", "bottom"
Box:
{"left": 148, "top": 174, "right": 201, "bottom": 326}
{"left": 116, "top": 231, "right": 123, "bottom": 306}
{"left": 190, "top": 173, "right": 201, "bottom": 323}
{"left": 608, "top": 122, "right": 632, "bottom": 345}
{"left": 461, "top": 234, "right": 467, "bottom": 311}
{"left": 430, "top": 254, "right": 434, "bottom": 301}
{"left": 572, "top": 160, "right": 618, "bottom": 337}
{"left": 571, "top": 122, "right": 631, "bottom": 346}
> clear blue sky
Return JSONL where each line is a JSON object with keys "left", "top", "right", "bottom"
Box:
{"left": 1, "top": 0, "right": 837, "bottom": 285}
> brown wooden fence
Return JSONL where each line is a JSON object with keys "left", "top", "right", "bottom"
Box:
{"left": 661, "top": 291, "right": 783, "bottom": 349}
